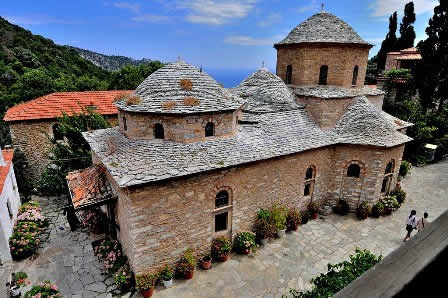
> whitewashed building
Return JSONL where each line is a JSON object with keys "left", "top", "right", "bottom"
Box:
{"left": 0, "top": 149, "right": 20, "bottom": 263}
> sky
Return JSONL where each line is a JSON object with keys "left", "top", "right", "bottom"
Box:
{"left": 1, "top": 0, "right": 439, "bottom": 85}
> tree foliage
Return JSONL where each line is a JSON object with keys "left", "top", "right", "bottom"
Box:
{"left": 396, "top": 2, "right": 416, "bottom": 50}
{"left": 37, "top": 110, "right": 110, "bottom": 196}
{"left": 377, "top": 12, "right": 398, "bottom": 71}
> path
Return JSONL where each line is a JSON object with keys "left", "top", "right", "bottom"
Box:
{"left": 4, "top": 159, "right": 448, "bottom": 298}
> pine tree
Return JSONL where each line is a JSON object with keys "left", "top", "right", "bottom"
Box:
{"left": 377, "top": 12, "right": 398, "bottom": 71}
{"left": 396, "top": 2, "right": 416, "bottom": 50}
{"left": 416, "top": 0, "right": 448, "bottom": 112}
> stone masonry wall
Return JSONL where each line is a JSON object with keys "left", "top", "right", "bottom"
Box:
{"left": 119, "top": 110, "right": 238, "bottom": 143}
{"left": 385, "top": 53, "right": 401, "bottom": 71}
{"left": 113, "top": 143, "right": 405, "bottom": 273}
{"left": 8, "top": 115, "right": 118, "bottom": 184}
{"left": 276, "top": 44, "right": 370, "bottom": 87}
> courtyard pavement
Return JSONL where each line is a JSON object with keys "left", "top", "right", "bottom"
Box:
{"left": 3, "top": 159, "right": 447, "bottom": 298}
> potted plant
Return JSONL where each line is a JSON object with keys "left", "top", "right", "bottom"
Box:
{"left": 370, "top": 201, "right": 385, "bottom": 218}
{"left": 307, "top": 202, "right": 320, "bottom": 219}
{"left": 200, "top": 254, "right": 212, "bottom": 270}
{"left": 286, "top": 208, "right": 302, "bottom": 231}
{"left": 253, "top": 208, "right": 275, "bottom": 244}
{"left": 211, "top": 236, "right": 232, "bottom": 262}
{"left": 356, "top": 201, "right": 369, "bottom": 220}
{"left": 390, "top": 187, "right": 407, "bottom": 205}
{"left": 135, "top": 273, "right": 156, "bottom": 298}
{"left": 24, "top": 280, "right": 61, "bottom": 298}
{"left": 233, "top": 231, "right": 256, "bottom": 254}
{"left": 159, "top": 265, "right": 174, "bottom": 288}
{"left": 382, "top": 196, "right": 400, "bottom": 215}
{"left": 270, "top": 202, "right": 288, "bottom": 237}
{"left": 114, "top": 264, "right": 133, "bottom": 293}
{"left": 301, "top": 211, "right": 309, "bottom": 225}
{"left": 175, "top": 248, "right": 196, "bottom": 279}
{"left": 333, "top": 199, "right": 350, "bottom": 215}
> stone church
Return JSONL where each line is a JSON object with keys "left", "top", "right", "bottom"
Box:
{"left": 67, "top": 11, "right": 412, "bottom": 273}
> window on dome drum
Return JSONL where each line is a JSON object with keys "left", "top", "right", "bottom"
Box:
{"left": 214, "top": 190, "right": 231, "bottom": 233}
{"left": 382, "top": 160, "right": 394, "bottom": 194}
{"left": 347, "top": 164, "right": 361, "bottom": 178}
{"left": 205, "top": 122, "right": 215, "bottom": 137}
{"left": 304, "top": 166, "right": 316, "bottom": 197}
{"left": 286, "top": 65, "right": 293, "bottom": 84}
{"left": 319, "top": 65, "right": 328, "bottom": 85}
{"left": 52, "top": 124, "right": 64, "bottom": 141}
{"left": 352, "top": 65, "right": 359, "bottom": 85}
{"left": 122, "top": 117, "right": 127, "bottom": 131}
{"left": 154, "top": 123, "right": 164, "bottom": 139}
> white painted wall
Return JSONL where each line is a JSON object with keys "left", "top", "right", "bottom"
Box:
{"left": 0, "top": 163, "right": 21, "bottom": 263}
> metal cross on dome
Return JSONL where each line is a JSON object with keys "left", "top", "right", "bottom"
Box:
{"left": 321, "top": 2, "right": 324, "bottom": 12}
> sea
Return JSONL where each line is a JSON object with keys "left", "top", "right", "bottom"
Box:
{"left": 204, "top": 68, "right": 261, "bottom": 88}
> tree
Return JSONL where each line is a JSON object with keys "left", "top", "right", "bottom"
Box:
{"left": 416, "top": 0, "right": 448, "bottom": 112}
{"left": 377, "top": 12, "right": 398, "bottom": 71}
{"left": 109, "top": 61, "right": 164, "bottom": 90}
{"left": 396, "top": 2, "right": 416, "bottom": 50}
{"left": 37, "top": 110, "right": 110, "bottom": 196}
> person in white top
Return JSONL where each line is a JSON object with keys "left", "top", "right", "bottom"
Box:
{"left": 403, "top": 210, "right": 417, "bottom": 242}
{"left": 417, "top": 212, "right": 429, "bottom": 232}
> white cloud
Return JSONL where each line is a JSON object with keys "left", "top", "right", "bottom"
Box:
{"left": 257, "top": 13, "right": 281, "bottom": 27}
{"left": 178, "top": 0, "right": 257, "bottom": 25}
{"left": 113, "top": 2, "right": 141, "bottom": 14}
{"left": 297, "top": 0, "right": 319, "bottom": 13}
{"left": 224, "top": 35, "right": 275, "bottom": 46}
{"left": 369, "top": 0, "right": 437, "bottom": 17}
{"left": 4, "top": 15, "right": 70, "bottom": 25}
{"left": 131, "top": 14, "right": 172, "bottom": 23}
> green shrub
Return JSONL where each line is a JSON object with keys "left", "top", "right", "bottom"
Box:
{"left": 333, "top": 199, "right": 350, "bottom": 215}
{"left": 370, "top": 201, "right": 385, "bottom": 217}
{"left": 175, "top": 248, "right": 196, "bottom": 277}
{"left": 307, "top": 202, "right": 320, "bottom": 215}
{"left": 253, "top": 216, "right": 276, "bottom": 240}
{"left": 399, "top": 160, "right": 411, "bottom": 177}
{"left": 391, "top": 187, "right": 407, "bottom": 205}
{"left": 114, "top": 264, "right": 133, "bottom": 292}
{"left": 24, "top": 280, "right": 61, "bottom": 298}
{"left": 211, "top": 236, "right": 232, "bottom": 259}
{"left": 381, "top": 196, "right": 400, "bottom": 213}
{"left": 287, "top": 249, "right": 382, "bottom": 297}
{"left": 233, "top": 231, "right": 256, "bottom": 253}
{"left": 257, "top": 208, "right": 271, "bottom": 220}
{"left": 159, "top": 265, "right": 174, "bottom": 281}
{"left": 286, "top": 208, "right": 302, "bottom": 231}
{"left": 356, "top": 201, "right": 369, "bottom": 219}
{"left": 270, "top": 202, "right": 288, "bottom": 230}
{"left": 135, "top": 273, "right": 156, "bottom": 291}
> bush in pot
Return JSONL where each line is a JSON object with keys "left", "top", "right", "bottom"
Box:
{"left": 233, "top": 231, "right": 256, "bottom": 254}
{"left": 24, "top": 280, "right": 61, "bottom": 298}
{"left": 370, "top": 201, "right": 385, "bottom": 218}
{"left": 114, "top": 264, "right": 133, "bottom": 293}
{"left": 175, "top": 248, "right": 196, "bottom": 279}
{"left": 286, "top": 208, "right": 301, "bottom": 231}
{"left": 333, "top": 199, "right": 350, "bottom": 215}
{"left": 307, "top": 202, "right": 320, "bottom": 219}
{"left": 158, "top": 265, "right": 174, "bottom": 288}
{"left": 270, "top": 202, "right": 288, "bottom": 237}
{"left": 211, "top": 236, "right": 232, "bottom": 262}
{"left": 356, "top": 201, "right": 369, "bottom": 220}
{"left": 301, "top": 211, "right": 309, "bottom": 225}
{"left": 381, "top": 196, "right": 400, "bottom": 215}
{"left": 390, "top": 187, "right": 407, "bottom": 205}
{"left": 135, "top": 273, "right": 156, "bottom": 298}
{"left": 253, "top": 209, "right": 276, "bottom": 244}
{"left": 200, "top": 254, "right": 212, "bottom": 270}
{"left": 399, "top": 160, "right": 411, "bottom": 177}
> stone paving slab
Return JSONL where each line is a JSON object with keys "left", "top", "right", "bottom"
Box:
{"left": 5, "top": 159, "right": 448, "bottom": 298}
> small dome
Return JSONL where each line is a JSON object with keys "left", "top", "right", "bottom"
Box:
{"left": 115, "top": 61, "right": 244, "bottom": 113}
{"left": 275, "top": 12, "right": 370, "bottom": 47}
{"left": 234, "top": 68, "right": 299, "bottom": 106}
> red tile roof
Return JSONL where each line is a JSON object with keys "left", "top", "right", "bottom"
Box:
{"left": 4, "top": 91, "right": 133, "bottom": 122}
{"left": 66, "top": 165, "right": 113, "bottom": 209}
{"left": 0, "top": 149, "right": 14, "bottom": 194}
{"left": 395, "top": 54, "right": 422, "bottom": 60}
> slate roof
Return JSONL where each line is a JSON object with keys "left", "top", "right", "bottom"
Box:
{"left": 4, "top": 91, "right": 132, "bottom": 122}
{"left": 84, "top": 96, "right": 412, "bottom": 188}
{"left": 115, "top": 62, "right": 245, "bottom": 114}
{"left": 232, "top": 68, "right": 303, "bottom": 112}
{"left": 275, "top": 12, "right": 371, "bottom": 47}
{"left": 292, "top": 85, "right": 384, "bottom": 99}
{"left": 66, "top": 165, "right": 113, "bottom": 209}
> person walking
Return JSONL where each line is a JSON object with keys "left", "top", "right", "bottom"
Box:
{"left": 403, "top": 210, "right": 417, "bottom": 242}
{"left": 417, "top": 212, "right": 429, "bottom": 232}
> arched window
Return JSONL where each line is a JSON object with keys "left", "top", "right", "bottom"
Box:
{"left": 286, "top": 65, "right": 293, "bottom": 84}
{"left": 214, "top": 190, "right": 231, "bottom": 232}
{"left": 154, "top": 123, "right": 164, "bottom": 139}
{"left": 205, "top": 122, "right": 215, "bottom": 137}
{"left": 347, "top": 164, "right": 361, "bottom": 178}
{"left": 304, "top": 166, "right": 316, "bottom": 196}
{"left": 52, "top": 124, "right": 64, "bottom": 141}
{"left": 122, "top": 117, "right": 127, "bottom": 131}
{"left": 319, "top": 65, "right": 328, "bottom": 85}
{"left": 352, "top": 66, "right": 359, "bottom": 85}
{"left": 382, "top": 160, "right": 395, "bottom": 193}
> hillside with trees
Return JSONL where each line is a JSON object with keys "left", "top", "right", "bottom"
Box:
{"left": 0, "top": 16, "right": 163, "bottom": 146}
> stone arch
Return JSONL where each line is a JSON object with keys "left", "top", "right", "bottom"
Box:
{"left": 205, "top": 122, "right": 215, "bottom": 137}
{"left": 352, "top": 65, "right": 359, "bottom": 86}
{"left": 319, "top": 65, "right": 328, "bottom": 85}
{"left": 344, "top": 160, "right": 365, "bottom": 178}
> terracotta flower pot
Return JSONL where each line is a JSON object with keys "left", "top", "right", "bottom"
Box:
{"left": 218, "top": 254, "right": 229, "bottom": 262}
{"left": 141, "top": 287, "right": 154, "bottom": 298}
{"left": 292, "top": 225, "right": 298, "bottom": 231}
{"left": 312, "top": 213, "right": 318, "bottom": 220}
{"left": 201, "top": 257, "right": 212, "bottom": 270}
{"left": 184, "top": 270, "right": 194, "bottom": 279}
{"left": 242, "top": 248, "right": 250, "bottom": 255}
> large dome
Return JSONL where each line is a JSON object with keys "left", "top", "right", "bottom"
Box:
{"left": 275, "top": 12, "right": 370, "bottom": 47}
{"left": 115, "top": 61, "right": 245, "bottom": 114}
